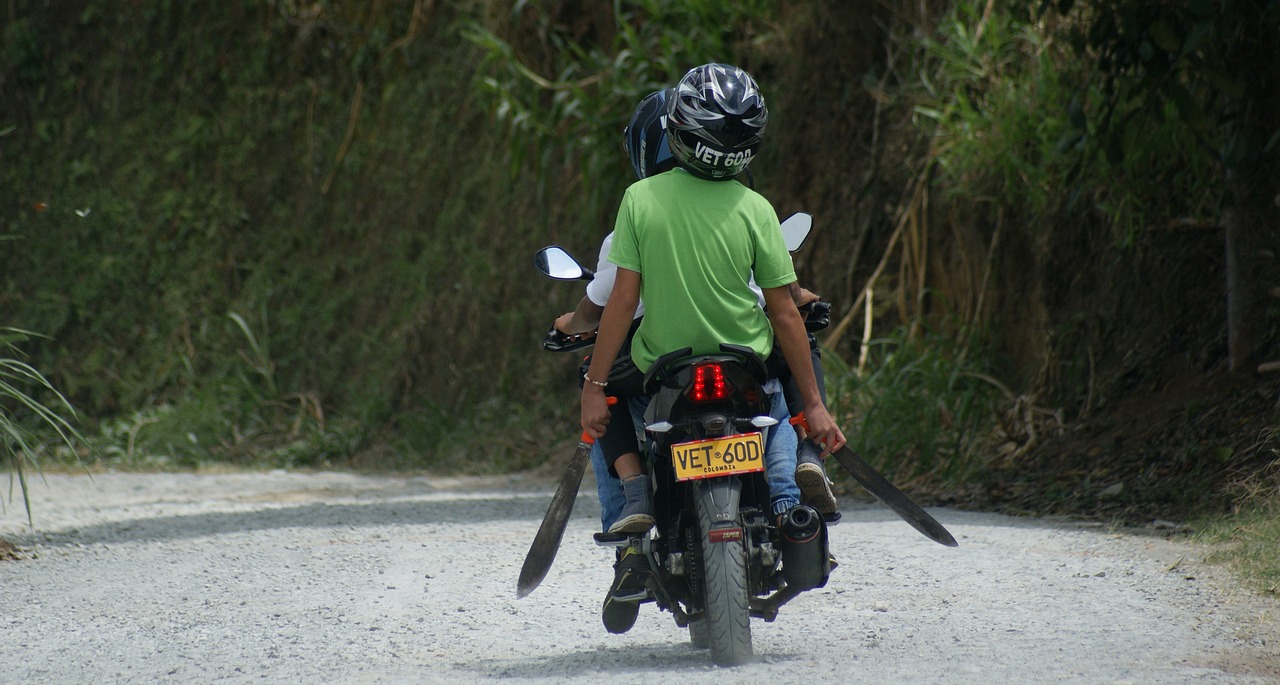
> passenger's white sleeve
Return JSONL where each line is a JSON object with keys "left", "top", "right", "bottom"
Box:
{"left": 749, "top": 277, "right": 765, "bottom": 309}
{"left": 749, "top": 252, "right": 797, "bottom": 309}
{"left": 585, "top": 234, "right": 616, "bottom": 308}
{"left": 585, "top": 232, "right": 645, "bottom": 318}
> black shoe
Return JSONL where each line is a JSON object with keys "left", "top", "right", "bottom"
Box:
{"left": 602, "top": 548, "right": 648, "bottom": 633}
{"left": 796, "top": 439, "right": 838, "bottom": 515}
{"left": 607, "top": 475, "right": 655, "bottom": 535}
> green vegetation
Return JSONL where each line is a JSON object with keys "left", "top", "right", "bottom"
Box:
{"left": 2, "top": 0, "right": 1277, "bottom": 595}
{"left": 0, "top": 329, "right": 83, "bottom": 525}
{"left": 826, "top": 328, "right": 1005, "bottom": 483}
{"left": 1201, "top": 435, "right": 1280, "bottom": 597}
{"left": 1204, "top": 504, "right": 1280, "bottom": 598}
{"left": 3, "top": 1, "right": 598, "bottom": 474}
{"left": 914, "top": 2, "right": 1221, "bottom": 239}
{"left": 463, "top": 0, "right": 778, "bottom": 209}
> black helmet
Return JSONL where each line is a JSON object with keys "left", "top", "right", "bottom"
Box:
{"left": 623, "top": 88, "right": 677, "bottom": 181}
{"left": 665, "top": 63, "right": 768, "bottom": 180}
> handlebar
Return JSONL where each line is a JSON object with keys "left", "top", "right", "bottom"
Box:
{"left": 800, "top": 300, "right": 831, "bottom": 332}
{"left": 542, "top": 326, "right": 597, "bottom": 353}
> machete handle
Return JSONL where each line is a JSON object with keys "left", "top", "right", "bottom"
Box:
{"left": 788, "top": 412, "right": 842, "bottom": 456}
{"left": 788, "top": 412, "right": 809, "bottom": 432}
{"left": 579, "top": 396, "right": 619, "bottom": 443}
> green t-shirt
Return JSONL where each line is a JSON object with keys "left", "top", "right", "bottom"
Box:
{"left": 608, "top": 168, "right": 796, "bottom": 372}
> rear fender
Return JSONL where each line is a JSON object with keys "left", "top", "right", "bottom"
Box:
{"left": 696, "top": 477, "right": 742, "bottom": 541}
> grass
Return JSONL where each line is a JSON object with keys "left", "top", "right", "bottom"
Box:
{"left": 1201, "top": 506, "right": 1280, "bottom": 597}
{"left": 1198, "top": 441, "right": 1280, "bottom": 597}
{"left": 0, "top": 328, "right": 84, "bottom": 526}
{"left": 824, "top": 326, "right": 1005, "bottom": 485}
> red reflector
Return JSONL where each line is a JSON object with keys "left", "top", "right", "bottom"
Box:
{"left": 690, "top": 363, "right": 729, "bottom": 402}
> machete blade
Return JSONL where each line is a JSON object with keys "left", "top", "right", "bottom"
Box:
{"left": 516, "top": 439, "right": 593, "bottom": 598}
{"left": 830, "top": 446, "right": 959, "bottom": 547}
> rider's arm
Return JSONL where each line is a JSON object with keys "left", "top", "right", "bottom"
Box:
{"left": 763, "top": 285, "right": 846, "bottom": 455}
{"left": 580, "top": 267, "right": 640, "bottom": 439}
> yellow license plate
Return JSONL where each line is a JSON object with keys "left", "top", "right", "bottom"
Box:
{"left": 671, "top": 432, "right": 765, "bottom": 482}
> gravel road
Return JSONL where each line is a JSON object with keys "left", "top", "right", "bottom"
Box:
{"left": 1, "top": 470, "right": 1277, "bottom": 684}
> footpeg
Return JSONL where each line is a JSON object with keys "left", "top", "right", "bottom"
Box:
{"left": 593, "top": 531, "right": 630, "bottom": 547}
{"left": 611, "top": 589, "right": 648, "bottom": 602}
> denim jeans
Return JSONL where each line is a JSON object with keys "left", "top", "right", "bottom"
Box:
{"left": 590, "top": 439, "right": 625, "bottom": 532}
{"left": 760, "top": 388, "right": 800, "bottom": 515}
{"left": 592, "top": 389, "right": 798, "bottom": 531}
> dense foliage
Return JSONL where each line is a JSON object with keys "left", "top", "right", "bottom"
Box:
{"left": 3, "top": 1, "right": 594, "bottom": 470}
{"left": 2, "top": 1, "right": 1276, "bottom": 492}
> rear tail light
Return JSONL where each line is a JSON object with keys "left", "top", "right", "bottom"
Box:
{"left": 688, "top": 363, "right": 731, "bottom": 403}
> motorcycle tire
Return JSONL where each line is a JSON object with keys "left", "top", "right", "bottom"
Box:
{"left": 695, "top": 487, "right": 753, "bottom": 666}
{"left": 684, "top": 523, "right": 711, "bottom": 649}
{"left": 688, "top": 617, "right": 710, "bottom": 649}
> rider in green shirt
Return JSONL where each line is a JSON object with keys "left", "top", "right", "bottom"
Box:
{"left": 608, "top": 165, "right": 794, "bottom": 373}
{"left": 580, "top": 63, "right": 845, "bottom": 534}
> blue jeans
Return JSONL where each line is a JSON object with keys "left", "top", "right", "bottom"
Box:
{"left": 760, "top": 389, "right": 800, "bottom": 516}
{"left": 593, "top": 389, "right": 798, "bottom": 531}
{"left": 590, "top": 440, "right": 625, "bottom": 532}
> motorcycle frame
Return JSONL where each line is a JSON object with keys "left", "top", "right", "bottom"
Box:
{"left": 621, "top": 348, "right": 827, "bottom": 626}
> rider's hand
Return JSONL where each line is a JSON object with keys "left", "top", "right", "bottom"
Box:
{"left": 555, "top": 312, "right": 598, "bottom": 340}
{"left": 554, "top": 312, "right": 576, "bottom": 334}
{"left": 580, "top": 383, "right": 611, "bottom": 440}
{"left": 792, "top": 286, "right": 821, "bottom": 309}
{"left": 803, "top": 404, "right": 846, "bottom": 457}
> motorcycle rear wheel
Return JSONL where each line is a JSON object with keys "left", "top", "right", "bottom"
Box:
{"left": 695, "top": 489, "right": 753, "bottom": 665}
{"left": 688, "top": 617, "right": 710, "bottom": 648}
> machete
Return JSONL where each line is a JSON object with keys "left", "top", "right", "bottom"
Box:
{"left": 517, "top": 397, "right": 617, "bottom": 599}
{"left": 829, "top": 445, "right": 958, "bottom": 547}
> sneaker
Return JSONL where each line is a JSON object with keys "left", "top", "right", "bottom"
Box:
{"left": 607, "top": 474, "right": 655, "bottom": 535}
{"left": 602, "top": 548, "right": 648, "bottom": 633}
{"left": 795, "top": 439, "right": 838, "bottom": 515}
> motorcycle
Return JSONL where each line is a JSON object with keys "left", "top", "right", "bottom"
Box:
{"left": 519, "top": 213, "right": 957, "bottom": 666}
{"left": 528, "top": 214, "right": 834, "bottom": 666}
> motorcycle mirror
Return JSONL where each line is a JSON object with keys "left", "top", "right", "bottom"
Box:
{"left": 534, "top": 246, "right": 594, "bottom": 281}
{"left": 780, "top": 212, "right": 813, "bottom": 252}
